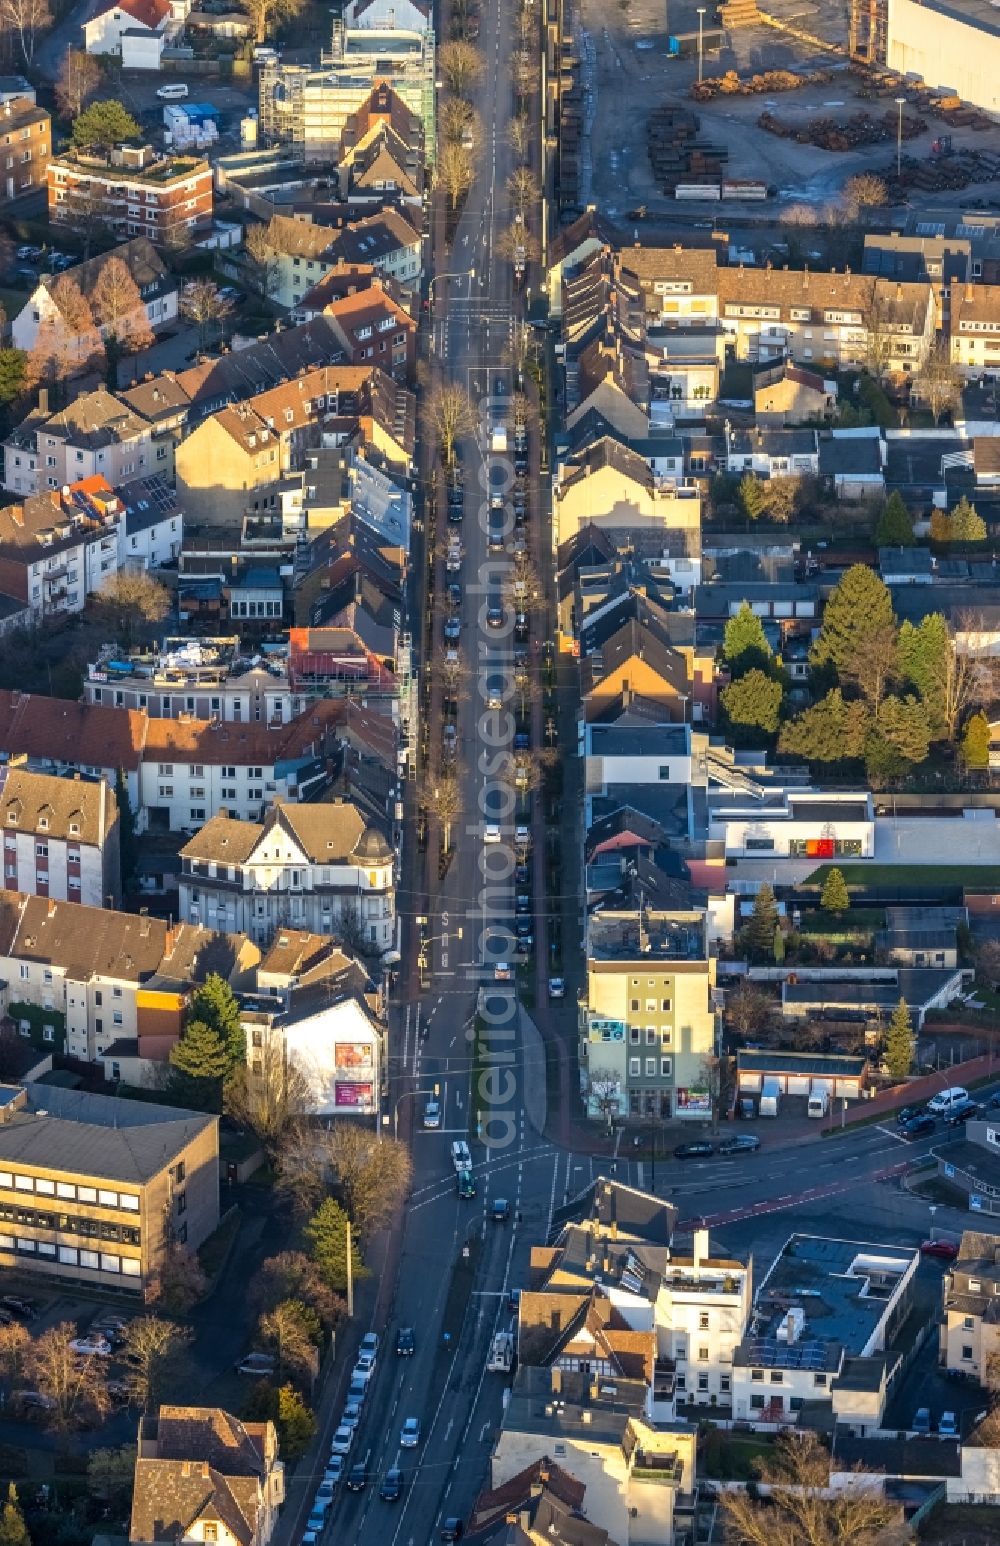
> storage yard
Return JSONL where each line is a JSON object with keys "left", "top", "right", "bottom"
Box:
{"left": 575, "top": 0, "right": 1000, "bottom": 218}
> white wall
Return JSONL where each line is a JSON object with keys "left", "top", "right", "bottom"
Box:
{"left": 888, "top": 0, "right": 1000, "bottom": 118}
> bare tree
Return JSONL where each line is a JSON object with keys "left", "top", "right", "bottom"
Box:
{"left": 275, "top": 1123, "right": 331, "bottom": 1217}
{"left": 438, "top": 649, "right": 469, "bottom": 710}
{"left": 256, "top": 1299, "right": 319, "bottom": 1385}
{"left": 587, "top": 1068, "right": 621, "bottom": 1129}
{"left": 719, "top": 1429, "right": 899, "bottom": 1545}
{"left": 27, "top": 1322, "right": 108, "bottom": 1428}
{"left": 916, "top": 338, "right": 962, "bottom": 423}
{"left": 92, "top": 257, "right": 155, "bottom": 356}
{"left": 437, "top": 140, "right": 475, "bottom": 210}
{"left": 505, "top": 167, "right": 540, "bottom": 219}
{"left": 120, "top": 1316, "right": 190, "bottom": 1411}
{"left": 240, "top": 0, "right": 306, "bottom": 43}
{"left": 94, "top": 571, "right": 170, "bottom": 650}
{"left": 55, "top": 46, "right": 100, "bottom": 118}
{"left": 253, "top": 1250, "right": 345, "bottom": 1330}
{"left": 512, "top": 49, "right": 540, "bottom": 97}
{"left": 496, "top": 221, "right": 540, "bottom": 267}
{"left": 244, "top": 222, "right": 280, "bottom": 299}
{"left": 327, "top": 1125, "right": 412, "bottom": 1238}
{"left": 0, "top": 1322, "right": 30, "bottom": 1385}
{"left": 726, "top": 980, "right": 774, "bottom": 1042}
{"left": 423, "top": 382, "right": 475, "bottom": 466}
{"left": 422, "top": 769, "right": 463, "bottom": 852}
{"left": 0, "top": 0, "right": 51, "bottom": 63}
{"left": 842, "top": 172, "right": 888, "bottom": 221}
{"left": 147, "top": 1243, "right": 207, "bottom": 1314}
{"left": 49, "top": 274, "right": 103, "bottom": 375}
{"left": 440, "top": 95, "right": 480, "bottom": 145}
{"left": 844, "top": 619, "right": 898, "bottom": 714}
{"left": 224, "top": 1044, "right": 312, "bottom": 1154}
{"left": 864, "top": 287, "right": 895, "bottom": 378}
{"left": 507, "top": 114, "right": 531, "bottom": 161}
{"left": 180, "top": 279, "right": 234, "bottom": 349}
{"left": 438, "top": 39, "right": 485, "bottom": 95}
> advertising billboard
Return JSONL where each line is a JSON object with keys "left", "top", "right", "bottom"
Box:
{"left": 676, "top": 1086, "right": 712, "bottom": 1114}
{"left": 335, "top": 1042, "right": 374, "bottom": 1070}
{"left": 335, "top": 1081, "right": 374, "bottom": 1110}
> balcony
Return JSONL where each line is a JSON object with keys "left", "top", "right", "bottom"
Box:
{"left": 630, "top": 1449, "right": 683, "bottom": 1487}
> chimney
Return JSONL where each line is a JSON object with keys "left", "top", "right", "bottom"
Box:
{"left": 692, "top": 1227, "right": 709, "bottom": 1272}
{"left": 47, "top": 898, "right": 56, "bottom": 917}
{"left": 37, "top": 387, "right": 49, "bottom": 415}
{"left": 550, "top": 1367, "right": 562, "bottom": 1395}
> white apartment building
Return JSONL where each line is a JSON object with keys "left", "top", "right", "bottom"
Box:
{"left": 179, "top": 800, "right": 395, "bottom": 949}
{"left": 707, "top": 788, "right": 875, "bottom": 860}
{"left": 656, "top": 1231, "right": 751, "bottom": 1409}
{"left": 243, "top": 992, "right": 382, "bottom": 1116}
{"left": 732, "top": 1234, "right": 918, "bottom": 1434}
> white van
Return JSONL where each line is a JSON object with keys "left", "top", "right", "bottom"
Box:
{"left": 927, "top": 1086, "right": 969, "bottom": 1114}
{"left": 156, "top": 82, "right": 189, "bottom": 100}
{"left": 807, "top": 1087, "right": 829, "bottom": 1118}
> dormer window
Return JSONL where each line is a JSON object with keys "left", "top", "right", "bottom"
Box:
{"left": 37, "top": 817, "right": 47, "bottom": 831}
{"left": 5, "top": 811, "right": 15, "bottom": 825}
{"left": 68, "top": 822, "right": 80, "bottom": 836}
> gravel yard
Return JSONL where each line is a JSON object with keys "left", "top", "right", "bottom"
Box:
{"left": 577, "top": 0, "right": 1000, "bottom": 216}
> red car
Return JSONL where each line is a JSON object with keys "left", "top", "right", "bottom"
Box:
{"left": 920, "top": 1238, "right": 959, "bottom": 1261}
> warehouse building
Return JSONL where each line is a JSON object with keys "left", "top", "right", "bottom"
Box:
{"left": 887, "top": 0, "right": 1000, "bottom": 118}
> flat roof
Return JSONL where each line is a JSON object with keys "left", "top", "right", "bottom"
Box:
{"left": 737, "top": 1234, "right": 916, "bottom": 1369}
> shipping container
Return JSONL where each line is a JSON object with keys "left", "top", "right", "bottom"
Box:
{"left": 674, "top": 182, "right": 721, "bottom": 201}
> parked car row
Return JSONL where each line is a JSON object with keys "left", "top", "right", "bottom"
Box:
{"left": 897, "top": 1084, "right": 993, "bottom": 1139}
{"left": 673, "top": 1134, "right": 761, "bottom": 1159}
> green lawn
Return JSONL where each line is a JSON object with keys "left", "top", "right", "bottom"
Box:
{"left": 699, "top": 1428, "right": 775, "bottom": 1481}
{"left": 805, "top": 864, "right": 1000, "bottom": 890}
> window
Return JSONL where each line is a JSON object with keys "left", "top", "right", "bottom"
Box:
{"left": 963, "top": 1345, "right": 974, "bottom": 1360}
{"left": 661, "top": 999, "right": 671, "bottom": 1012}
{"left": 770, "top": 1371, "right": 783, "bottom": 1383}
{"left": 699, "top": 1312, "right": 710, "bottom": 1329}
{"left": 645, "top": 1058, "right": 656, "bottom": 1077}
{"left": 661, "top": 1058, "right": 672, "bottom": 1077}
{"left": 750, "top": 1393, "right": 765, "bottom": 1409}
{"left": 646, "top": 1028, "right": 656, "bottom": 1045}
{"left": 698, "top": 1373, "right": 709, "bottom": 1391}
{"left": 629, "top": 1026, "right": 639, "bottom": 1044}
{"left": 98, "top": 1189, "right": 118, "bottom": 1208}
{"left": 675, "top": 1374, "right": 685, "bottom": 1391}
{"left": 629, "top": 1058, "right": 640, "bottom": 1077}
{"left": 751, "top": 1369, "right": 764, "bottom": 1382}
{"left": 964, "top": 1317, "right": 975, "bottom": 1330}
{"left": 720, "top": 1374, "right": 730, "bottom": 1393}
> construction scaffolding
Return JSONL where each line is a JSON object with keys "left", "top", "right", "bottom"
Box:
{"left": 849, "top": 0, "right": 887, "bottom": 65}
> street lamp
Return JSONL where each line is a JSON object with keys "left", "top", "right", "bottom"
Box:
{"left": 895, "top": 96, "right": 906, "bottom": 179}
{"left": 697, "top": 7, "right": 706, "bottom": 84}
{"left": 428, "top": 267, "right": 475, "bottom": 309}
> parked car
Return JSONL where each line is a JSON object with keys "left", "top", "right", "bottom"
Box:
{"left": 324, "top": 1457, "right": 344, "bottom": 1488}
{"left": 330, "top": 1425, "right": 355, "bottom": 1456}
{"left": 718, "top": 1134, "right": 761, "bottom": 1154}
{"left": 70, "top": 1334, "right": 112, "bottom": 1357}
{"left": 396, "top": 1326, "right": 415, "bottom": 1356}
{"left": 236, "top": 1352, "right": 275, "bottom": 1376}
{"left": 674, "top": 1141, "right": 714, "bottom": 1159}
{"left": 347, "top": 1372, "right": 369, "bottom": 1404}
{"left": 927, "top": 1087, "right": 969, "bottom": 1115}
{"left": 2, "top": 1297, "right": 35, "bottom": 1320}
{"left": 912, "top": 1407, "right": 931, "bottom": 1435}
{"left": 484, "top": 822, "right": 502, "bottom": 844}
{"left": 494, "top": 962, "right": 513, "bottom": 981}
{"left": 920, "top": 1238, "right": 959, "bottom": 1260}
{"left": 901, "top": 1114, "right": 936, "bottom": 1140}
{"left": 938, "top": 1411, "right": 959, "bottom": 1437}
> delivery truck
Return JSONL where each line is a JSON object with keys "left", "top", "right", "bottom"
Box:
{"left": 759, "top": 1078, "right": 781, "bottom": 1117}
{"left": 807, "top": 1084, "right": 829, "bottom": 1118}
